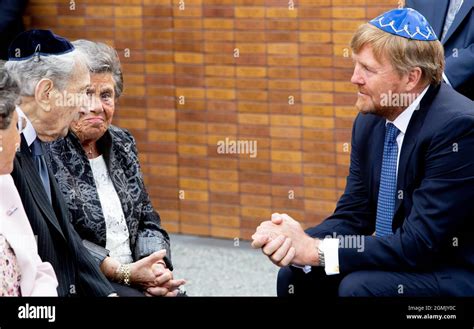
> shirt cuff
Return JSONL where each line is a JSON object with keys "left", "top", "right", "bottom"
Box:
{"left": 443, "top": 72, "right": 452, "bottom": 86}
{"left": 291, "top": 238, "right": 340, "bottom": 275}
{"left": 321, "top": 238, "right": 340, "bottom": 275}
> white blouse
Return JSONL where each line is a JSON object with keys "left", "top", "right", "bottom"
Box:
{"left": 89, "top": 156, "right": 133, "bottom": 265}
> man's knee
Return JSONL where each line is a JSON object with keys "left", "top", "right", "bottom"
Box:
{"left": 277, "top": 266, "right": 295, "bottom": 297}
{"left": 277, "top": 266, "right": 331, "bottom": 297}
{"left": 338, "top": 271, "right": 374, "bottom": 297}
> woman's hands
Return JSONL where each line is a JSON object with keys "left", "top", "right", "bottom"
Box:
{"left": 129, "top": 250, "right": 168, "bottom": 288}
{"left": 100, "top": 250, "right": 186, "bottom": 297}
{"left": 130, "top": 250, "right": 186, "bottom": 296}
{"left": 144, "top": 261, "right": 186, "bottom": 297}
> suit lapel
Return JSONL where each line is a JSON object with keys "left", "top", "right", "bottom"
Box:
{"left": 393, "top": 85, "right": 439, "bottom": 226}
{"left": 17, "top": 136, "right": 65, "bottom": 240}
{"left": 443, "top": 0, "right": 473, "bottom": 44}
{"left": 393, "top": 111, "right": 423, "bottom": 215}
{"left": 371, "top": 119, "right": 386, "bottom": 204}
{"left": 43, "top": 145, "right": 71, "bottom": 230}
{"left": 428, "top": 0, "right": 450, "bottom": 40}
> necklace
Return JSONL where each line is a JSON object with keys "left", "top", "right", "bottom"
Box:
{"left": 86, "top": 144, "right": 98, "bottom": 159}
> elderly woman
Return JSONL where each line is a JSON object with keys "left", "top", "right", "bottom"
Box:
{"left": 47, "top": 40, "right": 184, "bottom": 297}
{"left": 0, "top": 62, "right": 58, "bottom": 296}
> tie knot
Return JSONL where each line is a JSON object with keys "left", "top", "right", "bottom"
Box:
{"left": 385, "top": 123, "right": 399, "bottom": 143}
{"left": 31, "top": 138, "right": 44, "bottom": 156}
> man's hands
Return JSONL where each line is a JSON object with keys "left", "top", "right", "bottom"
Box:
{"left": 251, "top": 213, "right": 320, "bottom": 267}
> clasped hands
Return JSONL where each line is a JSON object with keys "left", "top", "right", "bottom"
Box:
{"left": 251, "top": 213, "right": 320, "bottom": 267}
{"left": 130, "top": 249, "right": 186, "bottom": 297}
{"left": 103, "top": 249, "right": 185, "bottom": 297}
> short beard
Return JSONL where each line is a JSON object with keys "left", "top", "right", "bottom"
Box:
{"left": 355, "top": 96, "right": 376, "bottom": 115}
{"left": 356, "top": 95, "right": 401, "bottom": 121}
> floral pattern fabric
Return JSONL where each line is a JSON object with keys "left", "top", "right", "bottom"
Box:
{"left": 0, "top": 235, "right": 21, "bottom": 296}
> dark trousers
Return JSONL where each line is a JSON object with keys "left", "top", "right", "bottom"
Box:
{"left": 277, "top": 266, "right": 442, "bottom": 297}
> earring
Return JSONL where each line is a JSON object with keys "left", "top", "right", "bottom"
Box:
{"left": 0, "top": 135, "right": 3, "bottom": 152}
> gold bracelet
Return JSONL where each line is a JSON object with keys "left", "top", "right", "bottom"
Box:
{"left": 123, "top": 264, "right": 131, "bottom": 286}
{"left": 116, "top": 264, "right": 131, "bottom": 286}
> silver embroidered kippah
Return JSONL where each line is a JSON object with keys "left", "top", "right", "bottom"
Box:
{"left": 369, "top": 8, "right": 438, "bottom": 41}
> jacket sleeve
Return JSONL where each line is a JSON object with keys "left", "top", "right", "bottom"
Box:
{"left": 126, "top": 131, "right": 173, "bottom": 270}
{"left": 30, "top": 256, "right": 58, "bottom": 297}
{"left": 68, "top": 222, "right": 116, "bottom": 296}
{"left": 339, "top": 114, "right": 474, "bottom": 273}
{"left": 445, "top": 44, "right": 474, "bottom": 89}
{"left": 306, "top": 113, "right": 376, "bottom": 239}
{"left": 82, "top": 239, "right": 110, "bottom": 267}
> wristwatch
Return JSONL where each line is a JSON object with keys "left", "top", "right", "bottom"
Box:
{"left": 317, "top": 240, "right": 325, "bottom": 267}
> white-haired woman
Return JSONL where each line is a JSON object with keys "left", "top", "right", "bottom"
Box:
{"left": 48, "top": 40, "right": 185, "bottom": 297}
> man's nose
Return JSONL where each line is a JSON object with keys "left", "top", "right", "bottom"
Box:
{"left": 350, "top": 66, "right": 364, "bottom": 86}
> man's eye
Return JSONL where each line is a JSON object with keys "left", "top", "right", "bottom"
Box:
{"left": 363, "top": 65, "right": 375, "bottom": 73}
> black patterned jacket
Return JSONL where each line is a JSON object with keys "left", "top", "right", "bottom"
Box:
{"left": 47, "top": 126, "right": 172, "bottom": 269}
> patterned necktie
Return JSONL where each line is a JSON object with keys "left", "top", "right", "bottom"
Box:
{"left": 375, "top": 123, "right": 400, "bottom": 237}
{"left": 31, "top": 138, "right": 52, "bottom": 204}
{"left": 441, "top": 0, "right": 464, "bottom": 42}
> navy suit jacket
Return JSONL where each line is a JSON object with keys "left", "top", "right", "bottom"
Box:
{"left": 0, "top": 0, "right": 28, "bottom": 60}
{"left": 307, "top": 84, "right": 474, "bottom": 295}
{"left": 11, "top": 136, "right": 115, "bottom": 296}
{"left": 406, "top": 0, "right": 474, "bottom": 100}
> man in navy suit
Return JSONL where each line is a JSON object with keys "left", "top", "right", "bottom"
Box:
{"left": 252, "top": 8, "right": 474, "bottom": 296}
{"left": 406, "top": 0, "right": 474, "bottom": 100}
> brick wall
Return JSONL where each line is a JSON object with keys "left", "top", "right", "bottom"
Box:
{"left": 24, "top": 0, "right": 396, "bottom": 239}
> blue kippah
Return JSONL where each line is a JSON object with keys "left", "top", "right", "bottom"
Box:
{"left": 369, "top": 8, "right": 437, "bottom": 41}
{"left": 7, "top": 29, "right": 75, "bottom": 61}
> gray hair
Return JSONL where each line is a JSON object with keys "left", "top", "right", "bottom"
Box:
{"left": 0, "top": 61, "right": 20, "bottom": 130}
{"left": 5, "top": 50, "right": 84, "bottom": 96}
{"left": 72, "top": 40, "right": 123, "bottom": 99}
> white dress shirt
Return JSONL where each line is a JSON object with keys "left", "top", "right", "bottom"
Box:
{"left": 15, "top": 106, "right": 36, "bottom": 147}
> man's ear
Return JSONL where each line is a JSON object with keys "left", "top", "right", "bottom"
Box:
{"left": 35, "top": 78, "right": 55, "bottom": 112}
{"left": 405, "top": 67, "right": 423, "bottom": 91}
